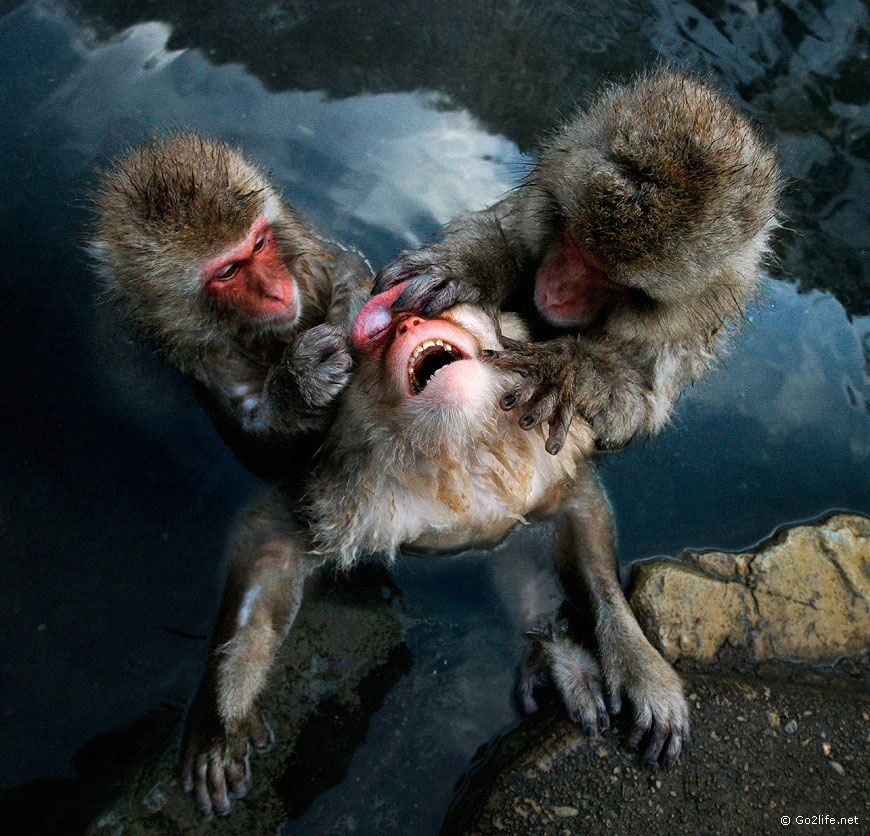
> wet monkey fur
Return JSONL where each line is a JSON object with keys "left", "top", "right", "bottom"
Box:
{"left": 90, "top": 134, "right": 371, "bottom": 447}
{"left": 181, "top": 287, "right": 688, "bottom": 816}
{"left": 92, "top": 71, "right": 779, "bottom": 817}
{"left": 374, "top": 69, "right": 781, "bottom": 453}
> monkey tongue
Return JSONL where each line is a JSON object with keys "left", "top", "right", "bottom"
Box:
{"left": 352, "top": 281, "right": 408, "bottom": 351}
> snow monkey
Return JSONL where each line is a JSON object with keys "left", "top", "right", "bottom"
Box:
{"left": 90, "top": 134, "right": 372, "bottom": 447}
{"left": 181, "top": 285, "right": 687, "bottom": 816}
{"left": 373, "top": 69, "right": 781, "bottom": 454}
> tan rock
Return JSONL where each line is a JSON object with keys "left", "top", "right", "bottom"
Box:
{"left": 628, "top": 514, "right": 870, "bottom": 666}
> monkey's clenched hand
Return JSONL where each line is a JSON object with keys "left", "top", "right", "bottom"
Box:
{"left": 264, "top": 323, "right": 352, "bottom": 433}
{"left": 181, "top": 683, "right": 273, "bottom": 817}
{"left": 289, "top": 323, "right": 353, "bottom": 408}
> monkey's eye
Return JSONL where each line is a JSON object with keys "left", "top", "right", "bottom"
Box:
{"left": 252, "top": 231, "right": 268, "bottom": 254}
{"left": 213, "top": 262, "right": 239, "bottom": 281}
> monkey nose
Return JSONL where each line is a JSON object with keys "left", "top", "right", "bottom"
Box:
{"left": 352, "top": 281, "right": 408, "bottom": 350}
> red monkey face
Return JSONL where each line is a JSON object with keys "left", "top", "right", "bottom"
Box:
{"left": 201, "top": 215, "right": 299, "bottom": 325}
{"left": 533, "top": 233, "right": 622, "bottom": 328}
{"left": 351, "top": 282, "right": 519, "bottom": 431}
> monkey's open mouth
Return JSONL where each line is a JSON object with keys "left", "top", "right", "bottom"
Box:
{"left": 408, "top": 339, "right": 466, "bottom": 395}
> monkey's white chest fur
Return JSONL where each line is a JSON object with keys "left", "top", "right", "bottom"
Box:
{"left": 321, "top": 416, "right": 592, "bottom": 569}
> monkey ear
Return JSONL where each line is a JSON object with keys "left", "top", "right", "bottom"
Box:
{"left": 352, "top": 281, "right": 408, "bottom": 350}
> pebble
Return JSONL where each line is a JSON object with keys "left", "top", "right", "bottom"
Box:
{"left": 553, "top": 806, "right": 579, "bottom": 818}
{"left": 784, "top": 720, "right": 798, "bottom": 735}
{"left": 767, "top": 711, "right": 780, "bottom": 728}
{"left": 821, "top": 742, "right": 832, "bottom": 756}
{"left": 829, "top": 761, "right": 845, "bottom": 776}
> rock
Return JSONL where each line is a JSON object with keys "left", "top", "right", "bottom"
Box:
{"left": 78, "top": 567, "right": 406, "bottom": 836}
{"left": 628, "top": 514, "right": 870, "bottom": 670}
{"left": 442, "top": 676, "right": 870, "bottom": 836}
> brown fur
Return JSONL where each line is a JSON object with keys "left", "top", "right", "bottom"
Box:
{"left": 373, "top": 69, "right": 782, "bottom": 449}
{"left": 90, "top": 133, "right": 372, "bottom": 441}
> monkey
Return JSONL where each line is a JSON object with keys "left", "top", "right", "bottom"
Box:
{"left": 89, "top": 134, "right": 373, "bottom": 450}
{"left": 180, "top": 284, "right": 688, "bottom": 816}
{"left": 372, "top": 69, "right": 781, "bottom": 454}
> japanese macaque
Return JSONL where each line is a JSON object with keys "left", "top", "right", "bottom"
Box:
{"left": 89, "top": 134, "right": 372, "bottom": 445}
{"left": 373, "top": 69, "right": 781, "bottom": 453}
{"left": 182, "top": 285, "right": 688, "bottom": 816}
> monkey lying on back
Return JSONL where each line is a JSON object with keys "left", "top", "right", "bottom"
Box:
{"left": 182, "top": 288, "right": 688, "bottom": 816}
{"left": 178, "top": 70, "right": 780, "bottom": 817}
{"left": 90, "top": 134, "right": 371, "bottom": 448}
{"left": 374, "top": 69, "right": 781, "bottom": 453}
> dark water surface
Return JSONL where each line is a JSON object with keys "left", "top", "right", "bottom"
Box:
{"left": 1, "top": 0, "right": 867, "bottom": 833}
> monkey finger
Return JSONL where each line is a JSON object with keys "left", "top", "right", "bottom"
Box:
{"left": 483, "top": 350, "right": 532, "bottom": 374}
{"left": 225, "top": 757, "right": 251, "bottom": 798}
{"left": 393, "top": 273, "right": 448, "bottom": 314}
{"left": 626, "top": 705, "right": 654, "bottom": 753}
{"left": 641, "top": 720, "right": 670, "bottom": 767}
{"left": 248, "top": 709, "right": 274, "bottom": 752}
{"left": 181, "top": 756, "right": 194, "bottom": 794}
{"left": 606, "top": 680, "right": 624, "bottom": 716}
{"left": 519, "top": 388, "right": 560, "bottom": 430}
{"left": 515, "top": 669, "right": 550, "bottom": 715}
{"left": 420, "top": 281, "right": 468, "bottom": 317}
{"left": 206, "top": 755, "right": 232, "bottom": 816}
{"left": 500, "top": 379, "right": 539, "bottom": 411}
{"left": 545, "top": 403, "right": 574, "bottom": 455}
{"left": 193, "top": 758, "right": 213, "bottom": 817}
{"left": 371, "top": 256, "right": 426, "bottom": 296}
{"left": 660, "top": 732, "right": 683, "bottom": 770}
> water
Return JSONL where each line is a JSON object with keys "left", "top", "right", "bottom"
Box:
{"left": 1, "top": 0, "right": 867, "bottom": 833}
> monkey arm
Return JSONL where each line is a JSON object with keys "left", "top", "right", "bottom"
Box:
{"left": 551, "top": 463, "right": 689, "bottom": 767}
{"left": 181, "top": 490, "right": 320, "bottom": 816}
{"left": 322, "top": 245, "right": 377, "bottom": 332}
{"left": 252, "top": 245, "right": 371, "bottom": 437}
{"left": 488, "top": 323, "right": 718, "bottom": 452}
{"left": 372, "top": 189, "right": 545, "bottom": 315}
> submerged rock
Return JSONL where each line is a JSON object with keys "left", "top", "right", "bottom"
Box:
{"left": 74, "top": 567, "right": 408, "bottom": 836}
{"left": 628, "top": 514, "right": 870, "bottom": 673}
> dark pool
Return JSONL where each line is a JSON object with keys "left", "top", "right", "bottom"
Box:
{"left": 1, "top": 0, "right": 868, "bottom": 833}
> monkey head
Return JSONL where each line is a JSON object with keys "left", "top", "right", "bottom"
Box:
{"left": 91, "top": 134, "right": 322, "bottom": 357}
{"left": 531, "top": 70, "right": 780, "bottom": 329}
{"left": 347, "top": 282, "right": 524, "bottom": 450}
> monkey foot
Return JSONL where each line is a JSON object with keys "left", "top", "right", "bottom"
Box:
{"left": 602, "top": 638, "right": 690, "bottom": 770}
{"left": 181, "top": 701, "right": 273, "bottom": 817}
{"left": 518, "top": 629, "right": 609, "bottom": 738}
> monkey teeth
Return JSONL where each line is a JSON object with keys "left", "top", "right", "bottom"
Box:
{"left": 408, "top": 339, "right": 463, "bottom": 395}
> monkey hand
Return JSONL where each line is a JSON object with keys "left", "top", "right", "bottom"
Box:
{"left": 181, "top": 687, "right": 273, "bottom": 817}
{"left": 284, "top": 323, "right": 353, "bottom": 411}
{"left": 372, "top": 246, "right": 486, "bottom": 318}
{"left": 485, "top": 336, "right": 587, "bottom": 456}
{"left": 517, "top": 624, "right": 609, "bottom": 738}
{"left": 602, "top": 632, "right": 689, "bottom": 770}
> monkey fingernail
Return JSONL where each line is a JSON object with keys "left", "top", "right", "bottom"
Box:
{"left": 501, "top": 392, "right": 517, "bottom": 409}
{"left": 519, "top": 413, "right": 537, "bottom": 429}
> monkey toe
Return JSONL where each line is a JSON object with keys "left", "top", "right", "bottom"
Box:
{"left": 515, "top": 669, "right": 551, "bottom": 715}
{"left": 249, "top": 710, "right": 275, "bottom": 752}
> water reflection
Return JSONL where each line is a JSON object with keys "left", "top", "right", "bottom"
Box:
{"left": 0, "top": 1, "right": 867, "bottom": 834}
